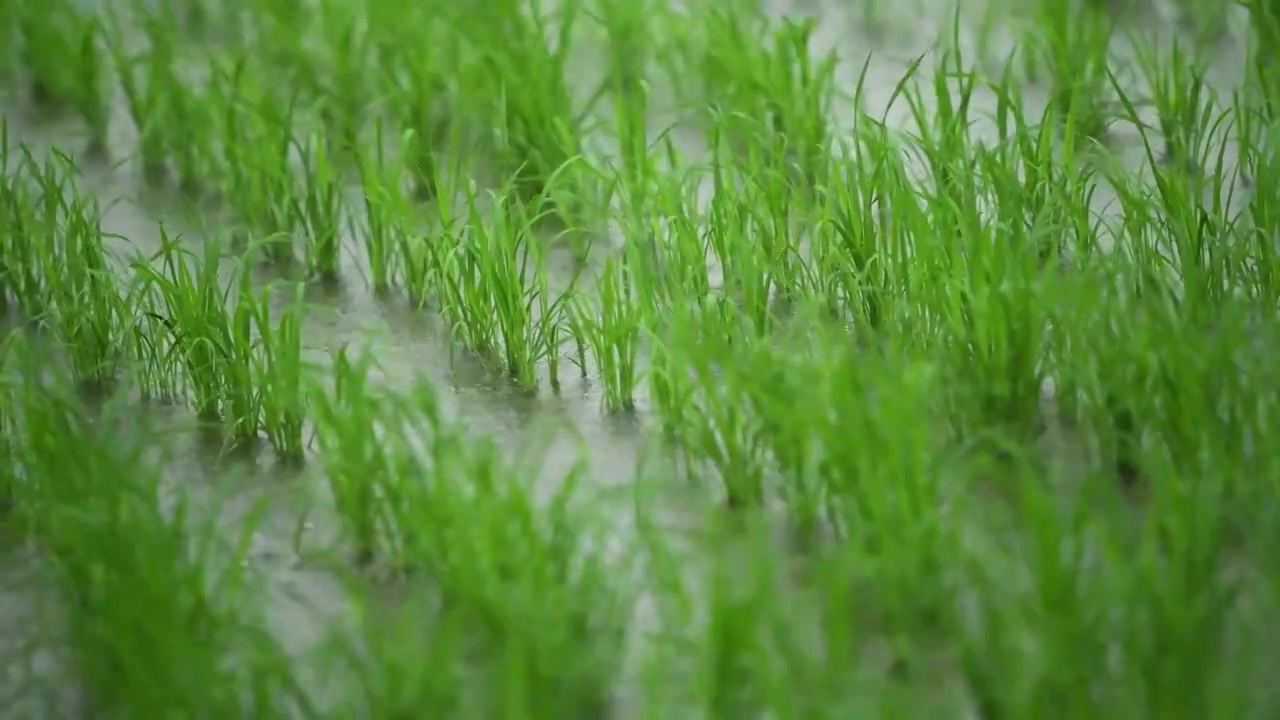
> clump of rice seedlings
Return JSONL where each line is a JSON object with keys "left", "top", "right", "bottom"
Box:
{"left": 572, "top": 256, "right": 641, "bottom": 412}
{"left": 247, "top": 280, "right": 308, "bottom": 463}
{"left": 1244, "top": 0, "right": 1280, "bottom": 70}
{"left": 593, "top": 0, "right": 655, "bottom": 96}
{"left": 320, "top": 400, "right": 633, "bottom": 718}
{"left": 317, "top": 582, "right": 471, "bottom": 715}
{"left": 382, "top": 384, "right": 633, "bottom": 718}
{"left": 983, "top": 60, "right": 1103, "bottom": 266}
{"left": 133, "top": 232, "right": 261, "bottom": 445}
{"left": 209, "top": 56, "right": 300, "bottom": 263}
{"left": 882, "top": 54, "right": 1056, "bottom": 437}
{"left": 8, "top": 360, "right": 309, "bottom": 716}
{"left": 695, "top": 5, "right": 837, "bottom": 180}
{"left": 304, "top": 0, "right": 372, "bottom": 155}
{"left": 0, "top": 4, "right": 15, "bottom": 91}
{"left": 625, "top": 170, "right": 716, "bottom": 319}
{"left": 1171, "top": 0, "right": 1231, "bottom": 43}
{"left": 0, "top": 336, "right": 18, "bottom": 515}
{"left": 109, "top": 9, "right": 215, "bottom": 193}
{"left": 438, "top": 186, "right": 575, "bottom": 390}
{"left": 108, "top": 15, "right": 171, "bottom": 183}
{"left": 0, "top": 147, "right": 136, "bottom": 389}
{"left": 16, "top": 0, "right": 110, "bottom": 155}
{"left": 353, "top": 122, "right": 414, "bottom": 296}
{"left": 644, "top": 316, "right": 696, "bottom": 440}
{"left": 31, "top": 171, "right": 132, "bottom": 391}
{"left": 814, "top": 121, "right": 918, "bottom": 327}
{"left": 1107, "top": 79, "right": 1237, "bottom": 314}
{"left": 309, "top": 347, "right": 400, "bottom": 566}
{"left": 1024, "top": 0, "right": 1115, "bottom": 143}
{"left": 658, "top": 300, "right": 772, "bottom": 509}
{"left": 459, "top": 0, "right": 595, "bottom": 219}
{"left": 0, "top": 138, "right": 49, "bottom": 320}
{"left": 373, "top": 1, "right": 453, "bottom": 201}
{"left": 694, "top": 520, "right": 823, "bottom": 717}
{"left": 699, "top": 163, "right": 800, "bottom": 335}
{"left": 1124, "top": 36, "right": 1222, "bottom": 175}
{"left": 294, "top": 130, "right": 345, "bottom": 283}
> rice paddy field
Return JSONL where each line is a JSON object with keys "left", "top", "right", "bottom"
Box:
{"left": 3, "top": 0, "right": 1280, "bottom": 716}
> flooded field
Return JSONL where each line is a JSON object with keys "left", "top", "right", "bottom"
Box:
{"left": 3, "top": 0, "right": 1280, "bottom": 716}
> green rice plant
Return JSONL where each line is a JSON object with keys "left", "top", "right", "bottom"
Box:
{"left": 701, "top": 163, "right": 794, "bottom": 336}
{"left": 935, "top": 194, "right": 1052, "bottom": 436}
{"left": 309, "top": 347, "right": 402, "bottom": 566}
{"left": 661, "top": 300, "right": 772, "bottom": 509}
{"left": 814, "top": 122, "right": 917, "bottom": 327}
{"left": 1023, "top": 0, "right": 1115, "bottom": 143}
{"left": 634, "top": 169, "right": 716, "bottom": 316}
{"left": 1126, "top": 37, "right": 1222, "bottom": 174}
{"left": 0, "top": 137, "right": 50, "bottom": 319}
{"left": 247, "top": 280, "right": 308, "bottom": 463}
{"left": 608, "top": 81, "right": 656, "bottom": 224}
{"left": 572, "top": 256, "right": 641, "bottom": 412}
{"left": 697, "top": 519, "right": 804, "bottom": 718}
{"left": 210, "top": 55, "right": 300, "bottom": 262}
{"left": 696, "top": 6, "right": 837, "bottom": 179}
{"left": 33, "top": 176, "right": 131, "bottom": 391}
{"left": 317, "top": 582, "right": 471, "bottom": 716}
{"left": 133, "top": 232, "right": 260, "bottom": 441}
{"left": 592, "top": 0, "right": 655, "bottom": 95}
{"left": 317, "top": 387, "right": 633, "bottom": 718}
{"left": 110, "top": 10, "right": 216, "bottom": 192}
{"left": 0, "top": 148, "right": 134, "bottom": 388}
{"left": 16, "top": 0, "right": 110, "bottom": 155}
{"left": 293, "top": 130, "right": 344, "bottom": 283}
{"left": 375, "top": 3, "right": 452, "bottom": 201}
{"left": 459, "top": 0, "right": 593, "bottom": 215}
{"left": 385, "top": 385, "right": 633, "bottom": 718}
{"left": 353, "top": 122, "right": 408, "bottom": 295}
{"left": 1236, "top": 103, "right": 1280, "bottom": 308}
{"left": 0, "top": 335, "right": 18, "bottom": 515}
{"left": 309, "top": 0, "right": 372, "bottom": 155}
{"left": 0, "top": 3, "right": 15, "bottom": 92}
{"left": 10, "top": 365, "right": 311, "bottom": 716}
{"left": 438, "top": 187, "right": 575, "bottom": 390}
{"left": 644, "top": 318, "right": 696, "bottom": 440}
{"left": 107, "top": 16, "right": 171, "bottom": 183}
{"left": 987, "top": 60, "right": 1106, "bottom": 265}
{"left": 1107, "top": 82, "right": 1238, "bottom": 314}
{"left": 1243, "top": 0, "right": 1280, "bottom": 70}
{"left": 1172, "top": 0, "right": 1232, "bottom": 43}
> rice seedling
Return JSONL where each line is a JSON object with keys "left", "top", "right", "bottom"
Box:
{"left": 133, "top": 232, "right": 261, "bottom": 443}
{"left": 373, "top": 2, "right": 453, "bottom": 201}
{"left": 1127, "top": 36, "right": 1222, "bottom": 174}
{"left": 108, "top": 8, "right": 219, "bottom": 193}
{"left": 573, "top": 256, "right": 641, "bottom": 412}
{"left": 209, "top": 55, "right": 301, "bottom": 262}
{"left": 309, "top": 346, "right": 400, "bottom": 565}
{"left": 380, "top": 384, "right": 633, "bottom": 719}
{"left": 306, "top": 0, "right": 373, "bottom": 156}
{"left": 353, "top": 122, "right": 409, "bottom": 295}
{"left": 247, "top": 279, "right": 309, "bottom": 463}
{"left": 1024, "top": 0, "right": 1116, "bottom": 143}
{"left": 16, "top": 0, "right": 110, "bottom": 155}
{"left": 438, "top": 185, "right": 577, "bottom": 390}
{"left": 696, "top": 4, "right": 837, "bottom": 179}
{"left": 293, "top": 129, "right": 345, "bottom": 283}
{"left": 460, "top": 0, "right": 597, "bottom": 221}
{"left": 6, "top": 353, "right": 310, "bottom": 717}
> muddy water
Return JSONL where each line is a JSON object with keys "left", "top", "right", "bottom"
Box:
{"left": 0, "top": 0, "right": 1266, "bottom": 714}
